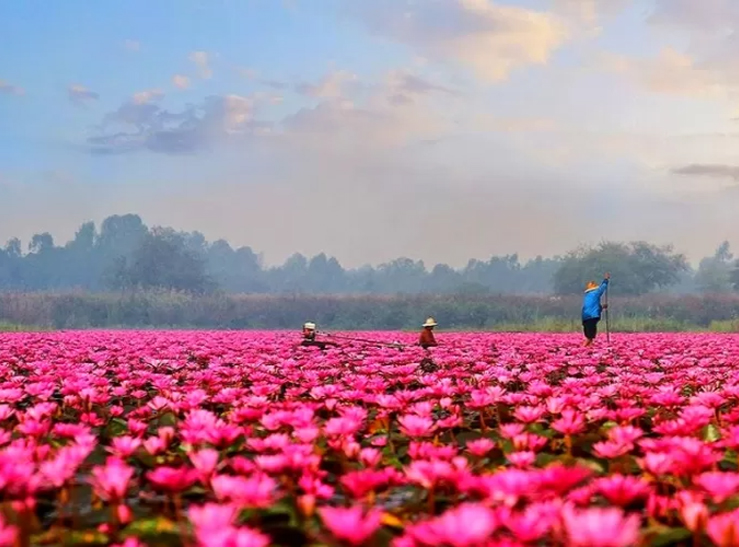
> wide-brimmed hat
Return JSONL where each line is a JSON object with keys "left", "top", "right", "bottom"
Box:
{"left": 304, "top": 322, "right": 316, "bottom": 330}
{"left": 423, "top": 317, "right": 437, "bottom": 327}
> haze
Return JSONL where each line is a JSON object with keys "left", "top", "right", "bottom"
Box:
{"left": 1, "top": 0, "right": 738, "bottom": 269}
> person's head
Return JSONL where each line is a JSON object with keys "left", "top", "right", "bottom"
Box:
{"left": 422, "top": 317, "right": 437, "bottom": 330}
{"left": 585, "top": 281, "right": 598, "bottom": 291}
{"left": 303, "top": 322, "right": 316, "bottom": 333}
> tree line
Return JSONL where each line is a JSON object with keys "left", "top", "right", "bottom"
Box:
{"left": 1, "top": 213, "right": 738, "bottom": 297}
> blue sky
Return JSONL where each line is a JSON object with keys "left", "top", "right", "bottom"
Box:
{"left": 1, "top": 0, "right": 739, "bottom": 267}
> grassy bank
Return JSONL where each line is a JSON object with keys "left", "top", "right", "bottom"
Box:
{"left": 0, "top": 291, "right": 738, "bottom": 332}
{"left": 0, "top": 321, "right": 49, "bottom": 332}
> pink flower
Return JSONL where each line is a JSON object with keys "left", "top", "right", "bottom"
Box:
{"left": 0, "top": 514, "right": 17, "bottom": 547}
{"left": 507, "top": 451, "right": 536, "bottom": 469}
{"left": 707, "top": 510, "right": 739, "bottom": 547}
{"left": 551, "top": 410, "right": 586, "bottom": 436}
{"left": 143, "top": 436, "right": 166, "bottom": 456}
{"left": 89, "top": 457, "right": 133, "bottom": 503}
{"left": 407, "top": 503, "right": 500, "bottom": 546}
{"left": 638, "top": 452, "right": 674, "bottom": 476}
{"left": 499, "top": 424, "right": 525, "bottom": 439}
{"left": 211, "top": 473, "right": 276, "bottom": 508}
{"left": 359, "top": 448, "right": 382, "bottom": 468}
{"left": 592, "top": 474, "right": 651, "bottom": 506}
{"left": 108, "top": 436, "right": 142, "bottom": 458}
{"left": 513, "top": 406, "right": 545, "bottom": 424}
{"left": 146, "top": 466, "right": 198, "bottom": 493}
{"left": 675, "top": 491, "right": 708, "bottom": 533}
{"left": 466, "top": 438, "right": 495, "bottom": 457}
{"left": 229, "top": 527, "right": 271, "bottom": 547}
{"left": 505, "top": 502, "right": 559, "bottom": 543}
{"left": 319, "top": 505, "right": 382, "bottom": 546}
{"left": 560, "top": 504, "right": 640, "bottom": 547}
{"left": 189, "top": 502, "right": 240, "bottom": 546}
{"left": 111, "top": 539, "right": 145, "bottom": 547}
{"left": 398, "top": 414, "right": 436, "bottom": 438}
{"left": 607, "top": 425, "right": 644, "bottom": 445}
{"left": 592, "top": 440, "right": 632, "bottom": 459}
{"left": 694, "top": 472, "right": 739, "bottom": 503}
{"left": 340, "top": 469, "right": 391, "bottom": 499}
{"left": 189, "top": 449, "right": 220, "bottom": 483}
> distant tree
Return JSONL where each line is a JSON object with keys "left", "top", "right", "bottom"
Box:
{"left": 306, "top": 253, "right": 346, "bottom": 293}
{"left": 96, "top": 214, "right": 148, "bottom": 258}
{"left": 425, "top": 264, "right": 462, "bottom": 292}
{"left": 695, "top": 241, "right": 734, "bottom": 293}
{"left": 115, "top": 228, "right": 214, "bottom": 294}
{"left": 375, "top": 258, "right": 426, "bottom": 293}
{"left": 28, "top": 233, "right": 54, "bottom": 254}
{"left": 553, "top": 241, "right": 688, "bottom": 296}
{"left": 4, "top": 238, "right": 21, "bottom": 258}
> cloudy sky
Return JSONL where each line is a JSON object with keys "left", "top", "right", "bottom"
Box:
{"left": 1, "top": 0, "right": 739, "bottom": 268}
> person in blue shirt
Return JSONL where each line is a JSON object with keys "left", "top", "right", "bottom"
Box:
{"left": 581, "top": 273, "right": 610, "bottom": 346}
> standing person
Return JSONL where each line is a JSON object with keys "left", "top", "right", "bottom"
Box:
{"left": 581, "top": 273, "right": 610, "bottom": 346}
{"left": 419, "top": 317, "right": 438, "bottom": 349}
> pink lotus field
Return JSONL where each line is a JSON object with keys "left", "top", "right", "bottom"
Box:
{"left": 1, "top": 331, "right": 739, "bottom": 546}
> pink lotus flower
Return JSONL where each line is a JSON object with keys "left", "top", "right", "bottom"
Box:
{"left": 189, "top": 448, "right": 220, "bottom": 484}
{"left": 675, "top": 491, "right": 708, "bottom": 532}
{"left": 638, "top": 452, "right": 675, "bottom": 476}
{"left": 89, "top": 457, "right": 133, "bottom": 503}
{"left": 551, "top": 410, "right": 586, "bottom": 436}
{"left": 0, "top": 514, "right": 17, "bottom": 547}
{"left": 319, "top": 505, "right": 381, "bottom": 546}
{"left": 398, "top": 414, "right": 436, "bottom": 438}
{"left": 707, "top": 510, "right": 739, "bottom": 547}
{"left": 143, "top": 436, "right": 166, "bottom": 456}
{"left": 466, "top": 438, "right": 495, "bottom": 457}
{"left": 406, "top": 503, "right": 500, "bottom": 546}
{"left": 560, "top": 504, "right": 640, "bottom": 547}
{"left": 513, "top": 405, "right": 545, "bottom": 424}
{"left": 694, "top": 471, "right": 739, "bottom": 503}
{"left": 147, "top": 466, "right": 197, "bottom": 493}
{"left": 341, "top": 469, "right": 391, "bottom": 499}
{"left": 592, "top": 474, "right": 652, "bottom": 506}
{"left": 211, "top": 473, "right": 277, "bottom": 508}
{"left": 189, "top": 502, "right": 239, "bottom": 546}
{"left": 108, "top": 436, "right": 142, "bottom": 458}
{"left": 592, "top": 440, "right": 633, "bottom": 459}
{"left": 507, "top": 451, "right": 536, "bottom": 469}
{"left": 505, "top": 502, "right": 560, "bottom": 543}
{"left": 359, "top": 447, "right": 382, "bottom": 467}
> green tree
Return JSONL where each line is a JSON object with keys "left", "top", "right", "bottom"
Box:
{"left": 553, "top": 241, "right": 688, "bottom": 296}
{"left": 112, "top": 228, "right": 215, "bottom": 294}
{"left": 695, "top": 241, "right": 734, "bottom": 293}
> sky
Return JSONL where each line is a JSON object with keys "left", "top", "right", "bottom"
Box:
{"left": 2, "top": 0, "right": 739, "bottom": 268}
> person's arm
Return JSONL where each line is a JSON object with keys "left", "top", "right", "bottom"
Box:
{"left": 596, "top": 273, "right": 610, "bottom": 298}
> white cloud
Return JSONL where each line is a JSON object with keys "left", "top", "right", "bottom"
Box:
{"left": 189, "top": 51, "right": 213, "bottom": 79}
{"left": 347, "top": 0, "right": 569, "bottom": 82}
{"left": 68, "top": 84, "right": 99, "bottom": 106}
{"left": 0, "top": 79, "right": 24, "bottom": 96}
{"left": 132, "top": 89, "right": 164, "bottom": 105}
{"left": 599, "top": 48, "right": 730, "bottom": 99}
{"left": 295, "top": 70, "right": 358, "bottom": 98}
{"left": 172, "top": 75, "right": 190, "bottom": 89}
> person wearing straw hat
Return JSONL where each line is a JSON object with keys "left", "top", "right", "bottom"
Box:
{"left": 581, "top": 273, "right": 610, "bottom": 346}
{"left": 419, "top": 317, "right": 438, "bottom": 349}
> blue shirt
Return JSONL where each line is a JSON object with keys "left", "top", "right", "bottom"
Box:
{"left": 582, "top": 279, "right": 609, "bottom": 321}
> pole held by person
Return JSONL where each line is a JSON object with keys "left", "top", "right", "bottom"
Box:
{"left": 581, "top": 273, "right": 610, "bottom": 347}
